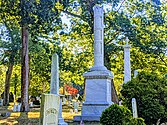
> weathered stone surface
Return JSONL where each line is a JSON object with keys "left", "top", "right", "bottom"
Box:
{"left": 50, "top": 53, "right": 59, "bottom": 95}
{"left": 40, "top": 94, "right": 60, "bottom": 125}
{"left": 132, "top": 98, "right": 138, "bottom": 118}
{"left": 74, "top": 5, "right": 114, "bottom": 122}
{"left": 123, "top": 39, "right": 131, "bottom": 83}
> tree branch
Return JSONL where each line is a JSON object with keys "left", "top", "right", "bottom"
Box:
{"left": 117, "top": 0, "right": 126, "bottom": 12}
{"left": 60, "top": 9, "right": 82, "bottom": 19}
{"left": 159, "top": 55, "right": 167, "bottom": 66}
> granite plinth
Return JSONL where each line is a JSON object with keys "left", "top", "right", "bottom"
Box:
{"left": 83, "top": 70, "right": 114, "bottom": 79}
{"left": 74, "top": 70, "right": 114, "bottom": 122}
{"left": 58, "top": 118, "right": 68, "bottom": 125}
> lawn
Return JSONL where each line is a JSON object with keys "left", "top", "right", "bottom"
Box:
{"left": 0, "top": 103, "right": 81, "bottom": 125}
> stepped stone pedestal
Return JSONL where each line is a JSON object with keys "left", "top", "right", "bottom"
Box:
{"left": 74, "top": 5, "right": 114, "bottom": 121}
{"left": 74, "top": 70, "right": 114, "bottom": 121}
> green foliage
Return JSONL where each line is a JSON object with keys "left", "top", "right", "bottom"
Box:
{"left": 131, "top": 118, "right": 146, "bottom": 125}
{"left": 100, "top": 104, "right": 132, "bottom": 125}
{"left": 29, "top": 40, "right": 60, "bottom": 96}
{"left": 0, "top": 0, "right": 62, "bottom": 42}
{"left": 0, "top": 65, "right": 6, "bottom": 95}
{"left": 104, "top": 1, "right": 167, "bottom": 93}
{"left": 121, "top": 71, "right": 167, "bottom": 125}
{"left": 10, "top": 65, "right": 21, "bottom": 97}
{"left": 100, "top": 104, "right": 146, "bottom": 125}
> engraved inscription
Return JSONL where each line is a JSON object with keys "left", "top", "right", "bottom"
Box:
{"left": 46, "top": 108, "right": 57, "bottom": 116}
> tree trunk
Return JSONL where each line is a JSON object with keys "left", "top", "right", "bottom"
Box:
{"left": 3, "top": 62, "right": 13, "bottom": 106}
{"left": 21, "top": 26, "right": 29, "bottom": 112}
{"left": 14, "top": 73, "right": 18, "bottom": 102}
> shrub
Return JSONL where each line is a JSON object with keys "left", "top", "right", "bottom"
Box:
{"left": 100, "top": 104, "right": 132, "bottom": 125}
{"left": 121, "top": 71, "right": 167, "bottom": 125}
{"left": 131, "top": 118, "right": 146, "bottom": 125}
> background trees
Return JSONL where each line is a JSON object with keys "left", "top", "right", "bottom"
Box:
{"left": 0, "top": 0, "right": 166, "bottom": 117}
{"left": 0, "top": 0, "right": 61, "bottom": 111}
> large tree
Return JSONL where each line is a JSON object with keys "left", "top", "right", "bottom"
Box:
{"left": 0, "top": 0, "right": 61, "bottom": 111}
{"left": 0, "top": 23, "right": 21, "bottom": 105}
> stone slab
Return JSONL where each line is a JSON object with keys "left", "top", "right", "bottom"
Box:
{"left": 40, "top": 94, "right": 60, "bottom": 125}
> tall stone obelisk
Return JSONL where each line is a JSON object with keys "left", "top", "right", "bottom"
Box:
{"left": 50, "top": 53, "right": 59, "bottom": 94}
{"left": 74, "top": 5, "right": 114, "bottom": 122}
{"left": 123, "top": 38, "right": 131, "bottom": 83}
{"left": 50, "top": 53, "right": 68, "bottom": 125}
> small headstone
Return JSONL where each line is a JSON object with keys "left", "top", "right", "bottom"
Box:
{"left": 119, "top": 100, "right": 122, "bottom": 106}
{"left": 13, "top": 103, "right": 17, "bottom": 112}
{"left": 40, "top": 94, "right": 60, "bottom": 125}
{"left": 69, "top": 95, "right": 72, "bottom": 101}
{"left": 63, "top": 97, "right": 67, "bottom": 105}
{"left": 73, "top": 102, "right": 79, "bottom": 113}
{"left": 134, "top": 70, "right": 138, "bottom": 78}
{"left": 30, "top": 102, "right": 33, "bottom": 107}
{"left": 0, "top": 99, "right": 3, "bottom": 106}
{"left": 80, "top": 120, "right": 84, "bottom": 125}
{"left": 68, "top": 101, "right": 71, "bottom": 106}
{"left": 70, "top": 109, "right": 73, "bottom": 114}
{"left": 36, "top": 96, "right": 40, "bottom": 101}
{"left": 17, "top": 103, "right": 21, "bottom": 112}
{"left": 132, "top": 98, "right": 138, "bottom": 118}
{"left": 76, "top": 94, "right": 80, "bottom": 99}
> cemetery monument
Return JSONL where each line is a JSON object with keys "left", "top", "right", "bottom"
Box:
{"left": 123, "top": 38, "right": 131, "bottom": 83}
{"left": 40, "top": 94, "right": 60, "bottom": 125}
{"left": 74, "top": 5, "right": 114, "bottom": 121}
{"left": 50, "top": 53, "right": 68, "bottom": 125}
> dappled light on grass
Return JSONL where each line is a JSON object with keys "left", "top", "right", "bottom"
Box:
{"left": 28, "top": 112, "right": 40, "bottom": 118}
{"left": 10, "top": 112, "right": 21, "bottom": 117}
{"left": 0, "top": 105, "right": 81, "bottom": 124}
{"left": 62, "top": 112, "right": 81, "bottom": 120}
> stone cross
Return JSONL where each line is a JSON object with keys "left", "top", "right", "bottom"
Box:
{"left": 132, "top": 98, "right": 138, "bottom": 118}
{"left": 123, "top": 38, "right": 131, "bottom": 83}
{"left": 50, "top": 53, "right": 59, "bottom": 94}
{"left": 90, "top": 5, "right": 107, "bottom": 71}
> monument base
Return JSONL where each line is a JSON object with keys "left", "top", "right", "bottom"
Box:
{"left": 90, "top": 65, "right": 107, "bottom": 71}
{"left": 74, "top": 69, "right": 114, "bottom": 122}
{"left": 58, "top": 118, "right": 68, "bottom": 125}
{"left": 74, "top": 102, "right": 113, "bottom": 121}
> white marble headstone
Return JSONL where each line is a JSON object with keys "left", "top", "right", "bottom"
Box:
{"left": 134, "top": 70, "right": 138, "bottom": 78}
{"left": 132, "top": 98, "right": 138, "bottom": 118}
{"left": 13, "top": 103, "right": 17, "bottom": 112}
{"left": 40, "top": 94, "right": 60, "bottom": 125}
{"left": 17, "top": 103, "right": 21, "bottom": 112}
{"left": 0, "top": 99, "right": 3, "bottom": 106}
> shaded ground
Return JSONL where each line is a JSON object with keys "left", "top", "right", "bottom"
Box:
{"left": 0, "top": 103, "right": 84, "bottom": 125}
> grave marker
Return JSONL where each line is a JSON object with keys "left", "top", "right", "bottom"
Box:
{"left": 74, "top": 5, "right": 114, "bottom": 121}
{"left": 132, "top": 98, "right": 138, "bottom": 118}
{"left": 40, "top": 94, "right": 60, "bottom": 125}
{"left": 50, "top": 53, "right": 68, "bottom": 125}
{"left": 123, "top": 38, "right": 131, "bottom": 83}
{"left": 0, "top": 99, "right": 3, "bottom": 106}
